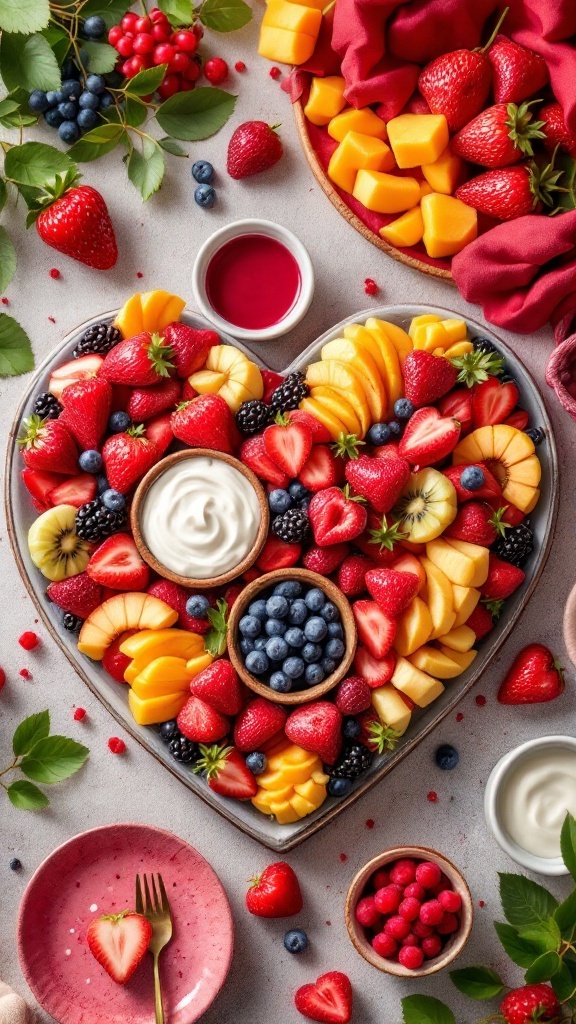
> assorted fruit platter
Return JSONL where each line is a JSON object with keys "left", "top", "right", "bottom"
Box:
{"left": 6, "top": 290, "right": 557, "bottom": 850}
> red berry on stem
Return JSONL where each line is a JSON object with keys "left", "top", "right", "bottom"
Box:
{"left": 355, "top": 896, "right": 380, "bottom": 928}
{"left": 133, "top": 33, "right": 155, "bottom": 54}
{"left": 153, "top": 43, "right": 175, "bottom": 64}
{"left": 169, "top": 51, "right": 191, "bottom": 73}
{"left": 152, "top": 22, "right": 171, "bottom": 41}
{"left": 173, "top": 29, "right": 198, "bottom": 53}
{"left": 116, "top": 35, "right": 134, "bottom": 57}
{"left": 19, "top": 631, "right": 40, "bottom": 651}
{"left": 150, "top": 7, "right": 168, "bottom": 23}
{"left": 204, "top": 57, "right": 229, "bottom": 84}
{"left": 372, "top": 932, "right": 397, "bottom": 958}
{"left": 108, "top": 25, "right": 123, "bottom": 45}
{"left": 121, "top": 12, "right": 138, "bottom": 31}
{"left": 364, "top": 278, "right": 378, "bottom": 295}
{"left": 415, "top": 861, "right": 442, "bottom": 889}
{"left": 108, "top": 737, "right": 126, "bottom": 754}
{"left": 134, "top": 15, "right": 151, "bottom": 32}
{"left": 73, "top": 708, "right": 87, "bottom": 721}
{"left": 157, "top": 73, "right": 180, "bottom": 99}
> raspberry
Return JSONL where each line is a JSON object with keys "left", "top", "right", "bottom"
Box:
{"left": 371, "top": 868, "right": 390, "bottom": 890}
{"left": 364, "top": 278, "right": 378, "bottom": 296}
{"left": 49, "top": 268, "right": 61, "bottom": 279}
{"left": 403, "top": 882, "right": 426, "bottom": 901}
{"left": 384, "top": 915, "right": 411, "bottom": 941}
{"left": 389, "top": 859, "right": 416, "bottom": 886}
{"left": 372, "top": 932, "right": 397, "bottom": 958}
{"left": 0, "top": 667, "right": 5, "bottom": 691}
{"left": 355, "top": 896, "right": 380, "bottom": 928}
{"left": 412, "top": 920, "right": 433, "bottom": 939}
{"left": 269, "top": 66, "right": 281, "bottom": 79}
{"left": 19, "top": 631, "right": 40, "bottom": 651}
{"left": 108, "top": 737, "right": 126, "bottom": 754}
{"left": 401, "top": 932, "right": 419, "bottom": 947}
{"left": 438, "top": 889, "right": 462, "bottom": 913}
{"left": 398, "top": 897, "right": 421, "bottom": 922}
{"left": 419, "top": 900, "right": 444, "bottom": 926}
{"left": 73, "top": 708, "right": 86, "bottom": 721}
{"left": 374, "top": 884, "right": 402, "bottom": 915}
{"left": 398, "top": 945, "right": 424, "bottom": 970}
{"left": 335, "top": 676, "right": 372, "bottom": 715}
{"left": 422, "top": 934, "right": 443, "bottom": 959}
{"left": 235, "top": 60, "right": 246, "bottom": 72}
{"left": 415, "top": 861, "right": 442, "bottom": 889}
{"left": 437, "top": 912, "right": 459, "bottom": 935}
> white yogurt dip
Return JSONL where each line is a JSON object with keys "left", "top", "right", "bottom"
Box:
{"left": 498, "top": 746, "right": 576, "bottom": 859}
{"left": 140, "top": 455, "right": 261, "bottom": 579}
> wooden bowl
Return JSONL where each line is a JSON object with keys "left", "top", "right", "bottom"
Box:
{"left": 227, "top": 568, "right": 357, "bottom": 705}
{"left": 131, "top": 449, "right": 269, "bottom": 589}
{"left": 345, "top": 845, "right": 473, "bottom": 977}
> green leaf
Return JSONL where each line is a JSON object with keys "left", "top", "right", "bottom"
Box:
{"left": 42, "top": 25, "right": 70, "bottom": 65}
{"left": 12, "top": 710, "right": 50, "bottom": 756}
{"left": 68, "top": 122, "right": 125, "bottom": 163}
{"left": 561, "top": 812, "right": 576, "bottom": 879}
{"left": 158, "top": 0, "right": 193, "bottom": 26}
{"left": 0, "top": 314, "right": 34, "bottom": 377}
{"left": 494, "top": 921, "right": 543, "bottom": 969}
{"left": 158, "top": 137, "right": 187, "bottom": 157}
{"left": 499, "top": 872, "right": 558, "bottom": 928}
{"left": 0, "top": 0, "right": 49, "bottom": 34}
{"left": 127, "top": 137, "right": 165, "bottom": 201}
{"left": 0, "top": 32, "right": 61, "bottom": 92}
{"left": 124, "top": 95, "right": 148, "bottom": 128}
{"left": 449, "top": 966, "right": 504, "bottom": 1000}
{"left": 21, "top": 736, "right": 89, "bottom": 783}
{"left": 83, "top": 40, "right": 118, "bottom": 74}
{"left": 525, "top": 951, "right": 562, "bottom": 985}
{"left": 4, "top": 141, "right": 75, "bottom": 187}
{"left": 0, "top": 227, "right": 16, "bottom": 293}
{"left": 0, "top": 97, "right": 19, "bottom": 118}
{"left": 402, "top": 996, "right": 456, "bottom": 1024}
{"left": 0, "top": 88, "right": 38, "bottom": 127}
{"left": 552, "top": 959, "right": 576, "bottom": 1003}
{"left": 518, "top": 920, "right": 561, "bottom": 955}
{"left": 7, "top": 780, "right": 49, "bottom": 810}
{"left": 199, "top": 0, "right": 252, "bottom": 32}
{"left": 555, "top": 888, "right": 576, "bottom": 938}
{"left": 205, "top": 598, "right": 228, "bottom": 657}
{"left": 0, "top": 177, "right": 7, "bottom": 213}
{"left": 126, "top": 63, "right": 167, "bottom": 96}
{"left": 556, "top": 155, "right": 576, "bottom": 213}
{"left": 155, "top": 86, "right": 236, "bottom": 141}
{"left": 81, "top": 0, "right": 128, "bottom": 28}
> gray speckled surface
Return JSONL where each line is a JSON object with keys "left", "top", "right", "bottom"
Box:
{"left": 1, "top": 12, "right": 575, "bottom": 1023}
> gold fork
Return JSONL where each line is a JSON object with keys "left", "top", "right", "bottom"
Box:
{"left": 136, "top": 873, "right": 173, "bottom": 1024}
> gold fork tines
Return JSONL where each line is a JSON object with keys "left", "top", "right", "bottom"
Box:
{"left": 136, "top": 873, "right": 173, "bottom": 1024}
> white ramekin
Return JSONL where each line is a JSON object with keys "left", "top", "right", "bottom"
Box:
{"left": 484, "top": 735, "right": 576, "bottom": 876}
{"left": 191, "top": 219, "right": 314, "bottom": 342}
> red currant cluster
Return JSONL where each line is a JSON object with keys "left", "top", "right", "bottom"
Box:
{"left": 108, "top": 8, "right": 203, "bottom": 98}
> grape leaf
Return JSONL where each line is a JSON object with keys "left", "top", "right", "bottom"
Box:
{"left": 42, "top": 24, "right": 70, "bottom": 65}
{"left": 13, "top": 710, "right": 50, "bottom": 756}
{"left": 0, "top": 31, "right": 61, "bottom": 92}
{"left": 21, "top": 736, "right": 89, "bottom": 783}
{"left": 199, "top": 0, "right": 252, "bottom": 32}
{"left": 0, "top": 0, "right": 50, "bottom": 35}
{"left": 7, "top": 781, "right": 49, "bottom": 810}
{"left": 155, "top": 86, "right": 236, "bottom": 140}
{"left": 127, "top": 137, "right": 165, "bottom": 201}
{"left": 0, "top": 313, "right": 34, "bottom": 377}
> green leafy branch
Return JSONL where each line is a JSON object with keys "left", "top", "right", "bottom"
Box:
{"left": 2, "top": 709, "right": 89, "bottom": 810}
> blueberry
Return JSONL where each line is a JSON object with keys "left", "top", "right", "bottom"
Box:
{"left": 195, "top": 184, "right": 216, "bottom": 208}
{"left": 265, "top": 594, "right": 289, "bottom": 619}
{"left": 268, "top": 488, "right": 292, "bottom": 514}
{"left": 246, "top": 752, "right": 267, "bottom": 775}
{"left": 46, "top": 90, "right": 64, "bottom": 106}
{"left": 284, "top": 929, "right": 308, "bottom": 954}
{"left": 367, "top": 422, "right": 391, "bottom": 446}
{"left": 245, "top": 649, "right": 269, "bottom": 675}
{"left": 78, "top": 106, "right": 100, "bottom": 131}
{"left": 304, "top": 616, "right": 328, "bottom": 642}
{"left": 78, "top": 449, "right": 102, "bottom": 473}
{"left": 254, "top": 637, "right": 268, "bottom": 651}
{"left": 394, "top": 398, "right": 415, "bottom": 420}
{"left": 328, "top": 777, "right": 353, "bottom": 797}
{"left": 460, "top": 465, "right": 485, "bottom": 491}
{"left": 288, "top": 481, "right": 309, "bottom": 502}
{"left": 299, "top": 497, "right": 311, "bottom": 511}
{"left": 108, "top": 410, "right": 131, "bottom": 433}
{"left": 159, "top": 719, "right": 178, "bottom": 741}
{"left": 322, "top": 657, "right": 336, "bottom": 675}
{"left": 388, "top": 420, "right": 401, "bottom": 437}
{"left": 85, "top": 73, "right": 106, "bottom": 94}
{"left": 186, "top": 594, "right": 210, "bottom": 618}
{"left": 288, "top": 599, "right": 307, "bottom": 625}
{"left": 58, "top": 100, "right": 77, "bottom": 120}
{"left": 192, "top": 160, "right": 214, "bottom": 184}
{"left": 304, "top": 587, "right": 325, "bottom": 612}
{"left": 320, "top": 602, "right": 339, "bottom": 623}
{"left": 265, "top": 636, "right": 288, "bottom": 661}
{"left": 82, "top": 14, "right": 106, "bottom": 37}
{"left": 283, "top": 656, "right": 305, "bottom": 680}
{"left": 61, "top": 79, "right": 82, "bottom": 99}
{"left": 327, "top": 622, "right": 343, "bottom": 639}
{"left": 240, "top": 638, "right": 255, "bottom": 656}
{"left": 79, "top": 91, "right": 100, "bottom": 112}
{"left": 305, "top": 663, "right": 324, "bottom": 686}
{"left": 526, "top": 426, "right": 545, "bottom": 446}
{"left": 325, "top": 637, "right": 345, "bottom": 660}
{"left": 239, "top": 615, "right": 261, "bottom": 639}
{"left": 96, "top": 474, "right": 109, "bottom": 495}
{"left": 265, "top": 618, "right": 287, "bottom": 637}
{"left": 98, "top": 91, "right": 115, "bottom": 110}
{"left": 58, "top": 120, "right": 80, "bottom": 143}
{"left": 302, "top": 642, "right": 322, "bottom": 663}
{"left": 274, "top": 580, "right": 302, "bottom": 598}
{"left": 101, "top": 489, "right": 126, "bottom": 512}
{"left": 284, "top": 627, "right": 305, "bottom": 648}
{"left": 45, "top": 108, "right": 65, "bottom": 127}
{"left": 248, "top": 599, "right": 268, "bottom": 621}
{"left": 435, "top": 744, "right": 459, "bottom": 770}
{"left": 270, "top": 671, "right": 291, "bottom": 692}
{"left": 343, "top": 718, "right": 361, "bottom": 739}
{"left": 29, "top": 90, "right": 50, "bottom": 112}
{"left": 9, "top": 858, "right": 22, "bottom": 871}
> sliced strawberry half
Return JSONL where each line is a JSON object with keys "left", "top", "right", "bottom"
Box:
{"left": 438, "top": 388, "right": 473, "bottom": 434}
{"left": 256, "top": 535, "right": 301, "bottom": 571}
{"left": 295, "top": 972, "right": 353, "bottom": 1024}
{"left": 298, "top": 444, "right": 338, "bottom": 492}
{"left": 352, "top": 600, "right": 397, "bottom": 659}
{"left": 472, "top": 377, "right": 519, "bottom": 427}
{"left": 353, "top": 646, "right": 396, "bottom": 688}
{"left": 193, "top": 743, "right": 257, "bottom": 800}
{"left": 443, "top": 463, "right": 502, "bottom": 502}
{"left": 263, "top": 415, "right": 313, "bottom": 477}
{"left": 398, "top": 406, "right": 461, "bottom": 467}
{"left": 87, "top": 910, "right": 152, "bottom": 984}
{"left": 286, "top": 407, "right": 332, "bottom": 444}
{"left": 505, "top": 408, "right": 529, "bottom": 430}
{"left": 48, "top": 472, "right": 97, "bottom": 508}
{"left": 48, "top": 354, "right": 103, "bottom": 400}
{"left": 144, "top": 412, "right": 173, "bottom": 456}
{"left": 86, "top": 533, "right": 150, "bottom": 591}
{"left": 21, "top": 468, "right": 64, "bottom": 510}
{"left": 240, "top": 435, "right": 290, "bottom": 488}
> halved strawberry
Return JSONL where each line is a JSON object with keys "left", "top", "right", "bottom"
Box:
{"left": 256, "top": 535, "right": 301, "bottom": 571}
{"left": 48, "top": 473, "right": 97, "bottom": 508}
{"left": 480, "top": 554, "right": 525, "bottom": 600}
{"left": 21, "top": 468, "right": 64, "bottom": 510}
{"left": 263, "top": 414, "right": 313, "bottom": 477}
{"left": 472, "top": 377, "right": 519, "bottom": 427}
{"left": 399, "top": 406, "right": 460, "bottom": 467}
{"left": 48, "top": 354, "right": 103, "bottom": 400}
{"left": 353, "top": 646, "right": 396, "bottom": 687}
{"left": 505, "top": 409, "right": 529, "bottom": 430}
{"left": 47, "top": 572, "right": 103, "bottom": 618}
{"left": 487, "top": 497, "right": 525, "bottom": 526}
{"left": 295, "top": 972, "right": 353, "bottom": 1024}
{"left": 352, "top": 600, "right": 397, "bottom": 659}
{"left": 365, "top": 567, "right": 421, "bottom": 618}
{"left": 193, "top": 743, "right": 257, "bottom": 799}
{"left": 438, "top": 388, "right": 473, "bottom": 434}
{"left": 87, "top": 910, "right": 152, "bottom": 985}
{"left": 86, "top": 533, "right": 150, "bottom": 590}
{"left": 240, "top": 435, "right": 290, "bottom": 487}
{"left": 287, "top": 408, "right": 332, "bottom": 444}
{"left": 443, "top": 463, "right": 502, "bottom": 502}
{"left": 144, "top": 412, "right": 173, "bottom": 456}
{"left": 177, "top": 695, "right": 229, "bottom": 743}
{"left": 298, "top": 444, "right": 338, "bottom": 492}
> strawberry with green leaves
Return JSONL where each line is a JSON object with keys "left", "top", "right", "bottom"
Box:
{"left": 455, "top": 157, "right": 563, "bottom": 221}
{"left": 446, "top": 502, "right": 509, "bottom": 546}
{"left": 263, "top": 413, "right": 313, "bottom": 477}
{"left": 102, "top": 424, "right": 158, "bottom": 493}
{"left": 452, "top": 101, "right": 545, "bottom": 168}
{"left": 193, "top": 744, "right": 257, "bottom": 799}
{"left": 34, "top": 170, "right": 118, "bottom": 271}
{"left": 18, "top": 415, "right": 78, "bottom": 475}
{"left": 498, "top": 645, "right": 564, "bottom": 705}
{"left": 100, "top": 332, "right": 174, "bottom": 386}
{"left": 358, "top": 707, "right": 401, "bottom": 753}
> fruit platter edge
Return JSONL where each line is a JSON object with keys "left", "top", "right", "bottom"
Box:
{"left": 294, "top": 99, "right": 454, "bottom": 281}
{"left": 5, "top": 305, "right": 559, "bottom": 852}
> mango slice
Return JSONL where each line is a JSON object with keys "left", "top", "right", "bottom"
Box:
{"left": 353, "top": 170, "right": 420, "bottom": 214}
{"left": 379, "top": 205, "right": 424, "bottom": 247}
{"left": 387, "top": 113, "right": 449, "bottom": 169}
{"left": 327, "top": 131, "right": 394, "bottom": 194}
{"left": 421, "top": 145, "right": 464, "bottom": 195}
{"left": 328, "top": 107, "right": 388, "bottom": 143}
{"left": 304, "top": 76, "right": 347, "bottom": 126}
{"left": 421, "top": 192, "right": 478, "bottom": 258}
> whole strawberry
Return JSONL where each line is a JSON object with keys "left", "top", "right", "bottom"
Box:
{"left": 445, "top": 502, "right": 506, "bottom": 546}
{"left": 126, "top": 378, "right": 182, "bottom": 422}
{"left": 540, "top": 102, "right": 576, "bottom": 158}
{"left": 419, "top": 47, "right": 492, "bottom": 131}
{"left": 488, "top": 36, "right": 549, "bottom": 105}
{"left": 246, "top": 861, "right": 303, "bottom": 918}
{"left": 59, "top": 376, "right": 112, "bottom": 451}
{"left": 480, "top": 554, "right": 525, "bottom": 600}
{"left": 345, "top": 453, "right": 410, "bottom": 514}
{"left": 163, "top": 322, "right": 220, "bottom": 379}
{"left": 402, "top": 351, "right": 457, "bottom": 407}
{"left": 455, "top": 160, "right": 562, "bottom": 221}
{"left": 234, "top": 697, "right": 287, "bottom": 752}
{"left": 35, "top": 174, "right": 117, "bottom": 270}
{"left": 452, "top": 102, "right": 545, "bottom": 168}
{"left": 285, "top": 701, "right": 342, "bottom": 764}
{"left": 498, "top": 644, "right": 564, "bottom": 705}
{"left": 100, "top": 332, "right": 174, "bottom": 387}
{"left": 171, "top": 395, "right": 235, "bottom": 454}
{"left": 102, "top": 424, "right": 158, "bottom": 492}
{"left": 227, "top": 121, "right": 283, "bottom": 179}
{"left": 500, "top": 984, "right": 560, "bottom": 1024}
{"left": 18, "top": 415, "right": 78, "bottom": 475}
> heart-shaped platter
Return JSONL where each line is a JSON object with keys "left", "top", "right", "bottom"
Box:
{"left": 5, "top": 304, "right": 558, "bottom": 851}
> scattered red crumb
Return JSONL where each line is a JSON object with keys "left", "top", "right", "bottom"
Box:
{"left": 108, "top": 737, "right": 126, "bottom": 754}
{"left": 456, "top": 712, "right": 464, "bottom": 722}
{"left": 48, "top": 316, "right": 56, "bottom": 323}
{"left": 136, "top": 272, "right": 143, "bottom": 279}
{"left": 1, "top": 297, "right": 8, "bottom": 305}
{"left": 49, "top": 268, "right": 61, "bottom": 279}
{"left": 365, "top": 818, "right": 375, "bottom": 829}
{"left": 19, "top": 668, "right": 32, "bottom": 679}
{"left": 427, "top": 791, "right": 438, "bottom": 803}
{"left": 478, "top": 900, "right": 485, "bottom": 908}
{"left": 475, "top": 695, "right": 487, "bottom": 707}
{"left": 364, "top": 278, "right": 378, "bottom": 295}
{"left": 19, "top": 631, "right": 40, "bottom": 651}
{"left": 0, "top": 667, "right": 5, "bottom": 692}
{"left": 235, "top": 60, "right": 246, "bottom": 72}
{"left": 339, "top": 853, "right": 348, "bottom": 862}
{"left": 325, "top": 920, "right": 332, "bottom": 926}
{"left": 73, "top": 708, "right": 87, "bottom": 721}
{"left": 269, "top": 66, "right": 281, "bottom": 79}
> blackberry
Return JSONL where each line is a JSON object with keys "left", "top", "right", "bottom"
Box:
{"left": 272, "top": 507, "right": 310, "bottom": 543}
{"left": 73, "top": 321, "right": 121, "bottom": 358}
{"left": 75, "top": 498, "right": 126, "bottom": 542}
{"left": 270, "top": 371, "right": 309, "bottom": 412}
{"left": 33, "top": 392, "right": 62, "bottom": 420}
{"left": 329, "top": 742, "right": 373, "bottom": 778}
{"left": 526, "top": 426, "right": 545, "bottom": 446}
{"left": 474, "top": 336, "right": 497, "bottom": 355}
{"left": 235, "top": 399, "right": 272, "bottom": 436}
{"left": 63, "top": 613, "right": 83, "bottom": 633}
{"left": 493, "top": 522, "right": 534, "bottom": 567}
{"left": 168, "top": 733, "right": 198, "bottom": 764}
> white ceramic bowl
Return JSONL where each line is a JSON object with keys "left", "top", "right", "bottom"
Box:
{"left": 191, "top": 218, "right": 314, "bottom": 341}
{"left": 484, "top": 735, "right": 576, "bottom": 876}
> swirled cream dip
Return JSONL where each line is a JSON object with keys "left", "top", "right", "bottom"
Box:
{"left": 499, "top": 746, "right": 576, "bottom": 859}
{"left": 140, "top": 456, "right": 260, "bottom": 579}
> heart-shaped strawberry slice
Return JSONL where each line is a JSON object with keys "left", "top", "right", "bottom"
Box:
{"left": 399, "top": 406, "right": 461, "bottom": 466}
{"left": 294, "top": 971, "right": 353, "bottom": 1023}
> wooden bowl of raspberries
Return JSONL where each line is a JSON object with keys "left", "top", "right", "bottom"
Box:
{"left": 345, "top": 846, "right": 473, "bottom": 976}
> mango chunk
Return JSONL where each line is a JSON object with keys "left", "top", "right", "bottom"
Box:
{"left": 419, "top": 180, "right": 433, "bottom": 198}
{"left": 128, "top": 689, "right": 187, "bottom": 726}
{"left": 304, "top": 76, "right": 346, "bottom": 126}
{"left": 379, "top": 205, "right": 424, "bottom": 247}
{"left": 328, "top": 107, "right": 387, "bottom": 143}
{"left": 387, "top": 113, "right": 449, "bottom": 169}
{"left": 413, "top": 321, "right": 451, "bottom": 352}
{"left": 421, "top": 145, "right": 464, "bottom": 195}
{"left": 354, "top": 170, "right": 420, "bottom": 214}
{"left": 441, "top": 318, "right": 468, "bottom": 342}
{"left": 421, "top": 192, "right": 478, "bottom": 258}
{"left": 286, "top": 0, "right": 325, "bottom": 8}
{"left": 328, "top": 131, "right": 394, "bottom": 194}
{"left": 259, "top": 24, "right": 318, "bottom": 65}
{"left": 263, "top": 0, "right": 321, "bottom": 36}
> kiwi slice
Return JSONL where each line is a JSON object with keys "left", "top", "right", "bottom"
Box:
{"left": 28, "top": 504, "right": 91, "bottom": 581}
{"left": 394, "top": 468, "right": 457, "bottom": 543}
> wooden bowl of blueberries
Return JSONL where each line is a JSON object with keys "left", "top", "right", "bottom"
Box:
{"left": 227, "top": 568, "right": 357, "bottom": 705}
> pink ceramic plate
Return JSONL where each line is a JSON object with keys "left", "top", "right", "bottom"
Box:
{"left": 18, "top": 823, "right": 234, "bottom": 1024}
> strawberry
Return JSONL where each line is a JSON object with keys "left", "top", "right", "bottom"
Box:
{"left": 540, "top": 102, "right": 576, "bottom": 158}
{"left": 100, "top": 332, "right": 174, "bottom": 387}
{"left": 443, "top": 463, "right": 502, "bottom": 503}
{"left": 285, "top": 701, "right": 342, "bottom": 764}
{"left": 303, "top": 543, "right": 349, "bottom": 575}
{"left": 298, "top": 445, "right": 338, "bottom": 492}
{"left": 227, "top": 121, "right": 283, "bottom": 179}
{"left": 480, "top": 554, "right": 525, "bottom": 600}
{"left": 181, "top": 380, "right": 198, "bottom": 402}
{"left": 365, "top": 568, "right": 420, "bottom": 618}
{"left": 171, "top": 395, "right": 234, "bottom": 454}
{"left": 177, "top": 694, "right": 229, "bottom": 743}
{"left": 308, "top": 486, "right": 367, "bottom": 546}
{"left": 18, "top": 415, "right": 78, "bottom": 475}
{"left": 337, "top": 554, "right": 375, "bottom": 596}
{"left": 466, "top": 602, "right": 495, "bottom": 641}
{"left": 398, "top": 407, "right": 460, "bottom": 467}
{"left": 261, "top": 370, "right": 285, "bottom": 404}
{"left": 59, "top": 376, "right": 112, "bottom": 451}
{"left": 102, "top": 425, "right": 158, "bottom": 493}
{"left": 358, "top": 706, "right": 404, "bottom": 753}
{"left": 335, "top": 676, "right": 371, "bottom": 715}
{"left": 488, "top": 36, "right": 549, "bottom": 105}
{"left": 48, "top": 473, "right": 98, "bottom": 508}
{"left": 245, "top": 861, "right": 303, "bottom": 918}
{"left": 240, "top": 435, "right": 290, "bottom": 487}
{"left": 437, "top": 389, "right": 473, "bottom": 435}
{"left": 445, "top": 502, "right": 506, "bottom": 546}
{"left": 234, "top": 696, "right": 287, "bottom": 752}
{"left": 499, "top": 985, "right": 560, "bottom": 1024}
{"left": 487, "top": 498, "right": 525, "bottom": 527}
{"left": 263, "top": 414, "right": 313, "bottom": 477}
{"left": 193, "top": 743, "right": 257, "bottom": 799}
{"left": 162, "top": 322, "right": 220, "bottom": 378}
{"left": 110, "top": 384, "right": 132, "bottom": 414}
{"left": 287, "top": 408, "right": 332, "bottom": 444}
{"left": 146, "top": 579, "right": 212, "bottom": 633}
{"left": 345, "top": 453, "right": 410, "bottom": 513}
{"left": 126, "top": 378, "right": 182, "bottom": 422}
{"left": 21, "top": 468, "right": 64, "bottom": 510}
{"left": 224, "top": 583, "right": 243, "bottom": 610}
{"left": 101, "top": 630, "right": 135, "bottom": 683}
{"left": 190, "top": 660, "right": 244, "bottom": 716}
{"left": 455, "top": 160, "right": 562, "bottom": 221}
{"left": 402, "top": 351, "right": 457, "bottom": 408}
{"left": 352, "top": 600, "right": 397, "bottom": 659}
{"left": 354, "top": 514, "right": 407, "bottom": 566}
{"left": 86, "top": 910, "right": 151, "bottom": 984}
{"left": 144, "top": 412, "right": 173, "bottom": 456}
{"left": 353, "top": 646, "right": 396, "bottom": 688}
{"left": 452, "top": 102, "right": 545, "bottom": 168}
{"left": 498, "top": 645, "right": 564, "bottom": 705}
{"left": 472, "top": 377, "right": 519, "bottom": 427}
{"left": 36, "top": 179, "right": 118, "bottom": 270}
{"left": 505, "top": 409, "right": 529, "bottom": 430}
{"left": 87, "top": 533, "right": 150, "bottom": 590}
{"left": 48, "top": 353, "right": 103, "bottom": 400}
{"left": 256, "top": 535, "right": 301, "bottom": 571}
{"left": 294, "top": 971, "right": 353, "bottom": 1024}
{"left": 47, "top": 572, "right": 103, "bottom": 618}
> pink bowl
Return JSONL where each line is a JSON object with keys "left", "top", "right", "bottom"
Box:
{"left": 18, "top": 823, "right": 234, "bottom": 1024}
